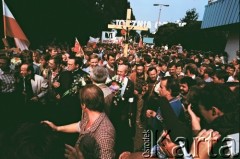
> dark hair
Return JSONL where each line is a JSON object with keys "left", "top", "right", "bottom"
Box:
{"left": 33, "top": 50, "right": 40, "bottom": 61}
{"left": 48, "top": 46, "right": 57, "bottom": 52}
{"left": 21, "top": 50, "right": 33, "bottom": 64}
{"left": 204, "top": 67, "right": 214, "bottom": 77}
{"left": 107, "top": 53, "right": 116, "bottom": 60}
{"left": 176, "top": 61, "right": 184, "bottom": 68}
{"left": 161, "top": 55, "right": 170, "bottom": 63}
{"left": 161, "top": 76, "right": 180, "bottom": 97}
{"left": 6, "top": 122, "right": 65, "bottom": 159}
{"left": 26, "top": 64, "right": 35, "bottom": 77}
{"left": 186, "top": 85, "right": 202, "bottom": 114}
{"left": 197, "top": 83, "right": 236, "bottom": 113}
{"left": 180, "top": 76, "right": 196, "bottom": 88}
{"left": 201, "top": 63, "right": 209, "bottom": 68}
{"left": 226, "top": 64, "right": 235, "bottom": 71}
{"left": 158, "top": 60, "right": 167, "bottom": 67}
{"left": 135, "top": 62, "right": 145, "bottom": 68}
{"left": 143, "top": 54, "right": 151, "bottom": 64}
{"left": 167, "top": 62, "right": 176, "bottom": 68}
{"left": 40, "top": 53, "right": 50, "bottom": 62}
{"left": 185, "top": 63, "right": 198, "bottom": 75}
{"left": 118, "top": 57, "right": 128, "bottom": 65}
{"left": 147, "top": 67, "right": 157, "bottom": 74}
{"left": 77, "top": 134, "right": 100, "bottom": 159}
{"left": 69, "top": 57, "right": 83, "bottom": 68}
{"left": 151, "top": 58, "right": 158, "bottom": 64}
{"left": 214, "top": 70, "right": 229, "bottom": 82}
{"left": 79, "top": 84, "right": 104, "bottom": 112}
{"left": 49, "top": 55, "right": 62, "bottom": 66}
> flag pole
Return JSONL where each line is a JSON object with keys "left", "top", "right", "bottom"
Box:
{"left": 2, "top": 0, "right": 7, "bottom": 38}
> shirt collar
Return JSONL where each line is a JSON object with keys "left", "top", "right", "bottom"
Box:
{"left": 81, "top": 112, "right": 106, "bottom": 134}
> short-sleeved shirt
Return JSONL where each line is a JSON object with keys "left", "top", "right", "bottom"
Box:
{"left": 76, "top": 112, "right": 115, "bottom": 159}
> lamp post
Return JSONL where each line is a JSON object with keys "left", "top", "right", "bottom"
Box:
{"left": 153, "top": 4, "right": 169, "bottom": 29}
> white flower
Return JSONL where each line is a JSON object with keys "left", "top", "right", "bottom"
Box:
{"left": 105, "top": 77, "right": 112, "bottom": 84}
{"left": 81, "top": 79, "right": 86, "bottom": 86}
{"left": 112, "top": 75, "right": 117, "bottom": 81}
{"left": 11, "top": 57, "right": 22, "bottom": 66}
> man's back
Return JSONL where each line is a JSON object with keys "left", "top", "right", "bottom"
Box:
{"left": 77, "top": 112, "right": 115, "bottom": 159}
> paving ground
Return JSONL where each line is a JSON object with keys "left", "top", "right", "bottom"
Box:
{"left": 134, "top": 123, "right": 145, "bottom": 152}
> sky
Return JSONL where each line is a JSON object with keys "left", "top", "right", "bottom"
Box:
{"left": 129, "top": 0, "right": 208, "bottom": 27}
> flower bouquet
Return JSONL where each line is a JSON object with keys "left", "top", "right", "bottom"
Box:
{"left": 11, "top": 57, "right": 22, "bottom": 66}
{"left": 106, "top": 75, "right": 124, "bottom": 105}
{"left": 62, "top": 74, "right": 90, "bottom": 97}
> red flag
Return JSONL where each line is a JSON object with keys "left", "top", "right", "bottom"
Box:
{"left": 138, "top": 36, "right": 143, "bottom": 48}
{"left": 2, "top": 0, "right": 30, "bottom": 50}
{"left": 73, "top": 38, "right": 81, "bottom": 52}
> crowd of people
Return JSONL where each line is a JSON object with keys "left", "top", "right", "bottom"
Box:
{"left": 0, "top": 43, "right": 239, "bottom": 159}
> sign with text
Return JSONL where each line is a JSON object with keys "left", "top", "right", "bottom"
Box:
{"left": 101, "top": 31, "right": 116, "bottom": 43}
{"left": 111, "top": 20, "right": 187, "bottom": 33}
{"left": 101, "top": 31, "right": 123, "bottom": 44}
{"left": 113, "top": 20, "right": 152, "bottom": 30}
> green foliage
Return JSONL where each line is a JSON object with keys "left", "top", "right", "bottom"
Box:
{"left": 0, "top": 0, "right": 132, "bottom": 48}
{"left": 154, "top": 21, "right": 227, "bottom": 52}
{"left": 153, "top": 8, "right": 227, "bottom": 52}
{"left": 154, "top": 23, "right": 179, "bottom": 46}
{"left": 181, "top": 8, "right": 199, "bottom": 25}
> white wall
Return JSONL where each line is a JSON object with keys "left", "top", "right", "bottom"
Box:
{"left": 225, "top": 30, "right": 239, "bottom": 62}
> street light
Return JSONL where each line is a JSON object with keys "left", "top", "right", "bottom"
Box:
{"left": 153, "top": 4, "right": 169, "bottom": 29}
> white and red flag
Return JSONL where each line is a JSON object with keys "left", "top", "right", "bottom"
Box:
{"left": 87, "top": 36, "right": 99, "bottom": 48}
{"left": 73, "top": 37, "right": 84, "bottom": 55}
{"left": 2, "top": 0, "right": 30, "bottom": 50}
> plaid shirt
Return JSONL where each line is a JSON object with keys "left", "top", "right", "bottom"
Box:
{"left": 76, "top": 112, "right": 115, "bottom": 159}
{"left": 0, "top": 71, "right": 15, "bottom": 93}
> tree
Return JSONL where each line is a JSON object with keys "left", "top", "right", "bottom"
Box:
{"left": 0, "top": 0, "right": 131, "bottom": 48}
{"left": 153, "top": 20, "right": 227, "bottom": 52}
{"left": 181, "top": 8, "right": 199, "bottom": 25}
{"left": 154, "top": 23, "right": 179, "bottom": 46}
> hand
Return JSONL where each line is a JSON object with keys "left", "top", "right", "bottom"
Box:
{"left": 30, "top": 96, "right": 39, "bottom": 102}
{"left": 146, "top": 110, "right": 156, "bottom": 118}
{"left": 142, "top": 85, "right": 148, "bottom": 95}
{"left": 56, "top": 94, "right": 61, "bottom": 100}
{"left": 41, "top": 120, "right": 58, "bottom": 131}
{"left": 190, "top": 129, "right": 221, "bottom": 159}
{"left": 119, "top": 151, "right": 131, "bottom": 159}
{"left": 187, "top": 104, "right": 201, "bottom": 134}
{"left": 134, "top": 90, "right": 139, "bottom": 95}
{"left": 65, "top": 144, "right": 77, "bottom": 159}
{"left": 158, "top": 130, "right": 178, "bottom": 158}
{"left": 53, "top": 81, "right": 60, "bottom": 88}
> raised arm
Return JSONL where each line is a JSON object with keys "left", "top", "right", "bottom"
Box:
{"left": 41, "top": 120, "right": 80, "bottom": 133}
